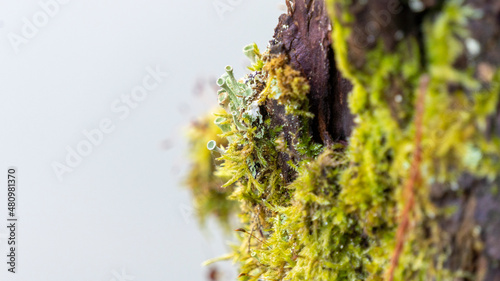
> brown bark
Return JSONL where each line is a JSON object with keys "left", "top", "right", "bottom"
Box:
{"left": 271, "top": 0, "right": 353, "bottom": 145}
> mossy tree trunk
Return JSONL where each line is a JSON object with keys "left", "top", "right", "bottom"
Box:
{"left": 269, "top": 0, "right": 500, "bottom": 279}
{"left": 187, "top": 0, "right": 500, "bottom": 279}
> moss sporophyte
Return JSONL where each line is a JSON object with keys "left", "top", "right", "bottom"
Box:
{"left": 185, "top": 1, "right": 500, "bottom": 279}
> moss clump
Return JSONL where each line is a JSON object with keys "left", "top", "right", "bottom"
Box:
{"left": 259, "top": 55, "right": 312, "bottom": 118}
{"left": 264, "top": 147, "right": 368, "bottom": 280}
{"left": 185, "top": 0, "right": 500, "bottom": 280}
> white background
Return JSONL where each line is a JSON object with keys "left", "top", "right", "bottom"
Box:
{"left": 0, "top": 1, "right": 283, "bottom": 280}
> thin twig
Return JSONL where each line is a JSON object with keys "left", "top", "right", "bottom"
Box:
{"left": 235, "top": 228, "right": 270, "bottom": 247}
{"left": 386, "top": 75, "right": 429, "bottom": 281}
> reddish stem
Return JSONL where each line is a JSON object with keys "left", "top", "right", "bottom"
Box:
{"left": 386, "top": 75, "right": 429, "bottom": 281}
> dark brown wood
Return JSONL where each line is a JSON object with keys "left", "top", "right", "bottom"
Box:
{"left": 270, "top": 0, "right": 353, "bottom": 146}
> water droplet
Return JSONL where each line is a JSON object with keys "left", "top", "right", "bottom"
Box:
{"left": 395, "top": 95, "right": 403, "bottom": 103}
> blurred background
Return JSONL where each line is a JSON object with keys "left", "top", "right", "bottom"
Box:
{"left": 0, "top": 0, "right": 283, "bottom": 280}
